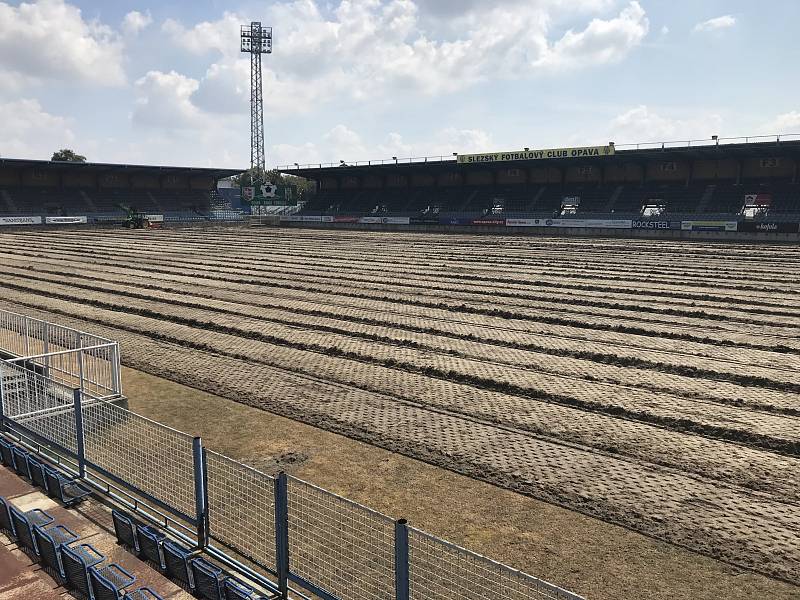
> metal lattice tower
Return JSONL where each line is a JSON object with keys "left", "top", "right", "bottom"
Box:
{"left": 240, "top": 22, "right": 272, "bottom": 178}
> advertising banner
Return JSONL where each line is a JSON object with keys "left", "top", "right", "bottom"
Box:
{"left": 333, "top": 216, "right": 360, "bottom": 223}
{"left": 439, "top": 217, "right": 474, "bottom": 225}
{"left": 681, "top": 221, "right": 738, "bottom": 232}
{"left": 45, "top": 216, "right": 87, "bottom": 224}
{"left": 145, "top": 214, "right": 165, "bottom": 223}
{"left": 457, "top": 145, "right": 614, "bottom": 165}
{"left": 358, "top": 216, "right": 410, "bottom": 224}
{"left": 505, "top": 218, "right": 543, "bottom": 227}
{"left": 547, "top": 219, "right": 632, "bottom": 229}
{"left": 738, "top": 221, "right": 799, "bottom": 233}
{"left": 471, "top": 218, "right": 506, "bottom": 226}
{"left": 409, "top": 216, "right": 440, "bottom": 224}
{"left": 0, "top": 216, "right": 42, "bottom": 226}
{"left": 631, "top": 220, "right": 680, "bottom": 230}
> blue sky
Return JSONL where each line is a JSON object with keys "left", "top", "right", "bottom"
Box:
{"left": 1, "top": 0, "right": 799, "bottom": 169}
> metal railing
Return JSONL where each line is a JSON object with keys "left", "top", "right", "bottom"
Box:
{"left": 276, "top": 132, "right": 800, "bottom": 171}
{"left": 0, "top": 309, "right": 121, "bottom": 399}
{"left": 0, "top": 318, "right": 585, "bottom": 600}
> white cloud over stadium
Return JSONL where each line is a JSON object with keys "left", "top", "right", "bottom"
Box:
{"left": 0, "top": 0, "right": 798, "bottom": 166}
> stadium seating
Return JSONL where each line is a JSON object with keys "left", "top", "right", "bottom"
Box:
{"left": 0, "top": 186, "right": 213, "bottom": 217}
{"left": 44, "top": 464, "right": 92, "bottom": 506}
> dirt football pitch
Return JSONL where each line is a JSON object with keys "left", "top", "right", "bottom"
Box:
{"left": 0, "top": 227, "right": 797, "bottom": 600}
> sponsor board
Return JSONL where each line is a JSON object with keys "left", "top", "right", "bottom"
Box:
{"left": 281, "top": 215, "right": 329, "bottom": 222}
{"left": 333, "top": 216, "right": 360, "bottom": 223}
{"left": 548, "top": 219, "right": 632, "bottom": 229}
{"left": 45, "top": 216, "right": 87, "bottom": 224}
{"left": 631, "top": 220, "right": 679, "bottom": 230}
{"left": 145, "top": 214, "right": 165, "bottom": 223}
{"left": 409, "top": 216, "right": 440, "bottom": 225}
{"left": 681, "top": 220, "right": 738, "bottom": 232}
{"left": 457, "top": 145, "right": 614, "bottom": 165}
{"left": 358, "top": 216, "right": 411, "bottom": 224}
{"left": 0, "top": 216, "right": 42, "bottom": 226}
{"left": 506, "top": 218, "right": 543, "bottom": 227}
{"left": 738, "top": 221, "right": 799, "bottom": 233}
{"left": 439, "top": 217, "right": 474, "bottom": 225}
{"left": 471, "top": 218, "right": 506, "bottom": 226}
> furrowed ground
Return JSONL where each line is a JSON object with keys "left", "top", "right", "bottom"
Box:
{"left": 1, "top": 227, "right": 798, "bottom": 594}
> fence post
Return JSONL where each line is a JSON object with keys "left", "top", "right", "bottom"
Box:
{"left": 274, "top": 471, "right": 289, "bottom": 599}
{"left": 394, "top": 519, "right": 410, "bottom": 600}
{"left": 112, "top": 342, "right": 121, "bottom": 396}
{"left": 73, "top": 389, "right": 86, "bottom": 478}
{"left": 192, "top": 437, "right": 209, "bottom": 549}
{"left": 0, "top": 369, "right": 6, "bottom": 434}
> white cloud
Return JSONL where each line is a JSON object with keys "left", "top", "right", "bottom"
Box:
{"left": 609, "top": 105, "right": 723, "bottom": 143}
{"left": 0, "top": 99, "right": 74, "bottom": 159}
{"left": 693, "top": 15, "right": 736, "bottom": 33}
{"left": 132, "top": 70, "right": 202, "bottom": 129}
{"left": 122, "top": 10, "right": 153, "bottom": 36}
{"left": 759, "top": 111, "right": 800, "bottom": 134}
{"left": 163, "top": 0, "right": 650, "bottom": 112}
{"left": 270, "top": 125, "right": 493, "bottom": 166}
{"left": 536, "top": 1, "right": 649, "bottom": 69}
{"left": 0, "top": 0, "right": 125, "bottom": 87}
{"left": 660, "top": 25, "right": 669, "bottom": 35}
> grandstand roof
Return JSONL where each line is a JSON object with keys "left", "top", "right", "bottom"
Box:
{"left": 0, "top": 157, "right": 243, "bottom": 180}
{"left": 282, "top": 138, "right": 800, "bottom": 179}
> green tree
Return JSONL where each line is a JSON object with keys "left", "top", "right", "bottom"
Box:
{"left": 51, "top": 149, "right": 87, "bottom": 162}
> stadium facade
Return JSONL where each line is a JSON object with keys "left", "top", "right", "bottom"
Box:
{"left": 0, "top": 158, "right": 242, "bottom": 222}
{"left": 282, "top": 137, "right": 800, "bottom": 232}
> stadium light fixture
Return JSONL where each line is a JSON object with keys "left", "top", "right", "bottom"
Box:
{"left": 524, "top": 147, "right": 529, "bottom": 151}
{"left": 393, "top": 156, "right": 398, "bottom": 164}
{"left": 241, "top": 21, "right": 272, "bottom": 179}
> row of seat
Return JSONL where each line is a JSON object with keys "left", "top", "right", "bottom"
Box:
{"left": 0, "top": 437, "right": 163, "bottom": 600}
{"left": 111, "top": 510, "right": 270, "bottom": 600}
{"left": 0, "top": 438, "right": 92, "bottom": 507}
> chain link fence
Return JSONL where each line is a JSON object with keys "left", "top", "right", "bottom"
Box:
{"left": 206, "top": 450, "right": 277, "bottom": 570}
{"left": 286, "top": 476, "right": 396, "bottom": 600}
{"left": 407, "top": 527, "right": 580, "bottom": 600}
{"left": 80, "top": 401, "right": 197, "bottom": 519}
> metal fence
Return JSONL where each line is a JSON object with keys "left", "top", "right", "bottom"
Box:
{"left": 0, "top": 309, "right": 121, "bottom": 399}
{"left": 0, "top": 321, "right": 585, "bottom": 600}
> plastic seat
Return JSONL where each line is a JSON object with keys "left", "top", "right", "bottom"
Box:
{"left": 61, "top": 543, "right": 105, "bottom": 599}
{"left": 112, "top": 510, "right": 139, "bottom": 553}
{"left": 28, "top": 456, "right": 49, "bottom": 491}
{"left": 89, "top": 563, "right": 137, "bottom": 600}
{"left": 0, "top": 496, "right": 13, "bottom": 533}
{"left": 223, "top": 578, "right": 261, "bottom": 600}
{"left": 11, "top": 446, "right": 31, "bottom": 479}
{"left": 0, "top": 438, "right": 15, "bottom": 467}
{"left": 44, "top": 465, "right": 92, "bottom": 506}
{"left": 124, "top": 588, "right": 163, "bottom": 600}
{"left": 136, "top": 525, "right": 166, "bottom": 570}
{"left": 33, "top": 523, "right": 79, "bottom": 583}
{"left": 162, "top": 540, "right": 194, "bottom": 589}
{"left": 190, "top": 557, "right": 223, "bottom": 600}
{"left": 9, "top": 506, "right": 53, "bottom": 554}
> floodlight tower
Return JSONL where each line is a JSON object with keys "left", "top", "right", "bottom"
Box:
{"left": 240, "top": 22, "right": 272, "bottom": 179}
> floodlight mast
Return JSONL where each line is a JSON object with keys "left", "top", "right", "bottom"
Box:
{"left": 240, "top": 22, "right": 272, "bottom": 180}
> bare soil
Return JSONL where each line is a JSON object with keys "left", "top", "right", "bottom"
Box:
{"left": 0, "top": 227, "right": 798, "bottom": 598}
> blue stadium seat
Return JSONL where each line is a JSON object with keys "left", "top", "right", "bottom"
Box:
{"left": 124, "top": 588, "right": 163, "bottom": 600}
{"left": 33, "top": 523, "right": 79, "bottom": 582}
{"left": 11, "top": 446, "right": 32, "bottom": 479}
{"left": 28, "top": 455, "right": 49, "bottom": 491}
{"left": 0, "top": 438, "right": 14, "bottom": 467}
{"left": 162, "top": 540, "right": 194, "bottom": 590}
{"left": 136, "top": 524, "right": 166, "bottom": 570}
{"left": 190, "top": 557, "right": 224, "bottom": 600}
{"left": 112, "top": 509, "right": 139, "bottom": 554}
{"left": 10, "top": 506, "right": 54, "bottom": 556}
{"left": 223, "top": 578, "right": 263, "bottom": 600}
{"left": 61, "top": 543, "right": 105, "bottom": 599}
{"left": 89, "top": 563, "right": 137, "bottom": 600}
{"left": 44, "top": 464, "right": 92, "bottom": 506}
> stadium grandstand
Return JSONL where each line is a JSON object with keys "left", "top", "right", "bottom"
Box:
{"left": 0, "top": 158, "right": 242, "bottom": 222}
{"left": 281, "top": 136, "right": 800, "bottom": 227}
